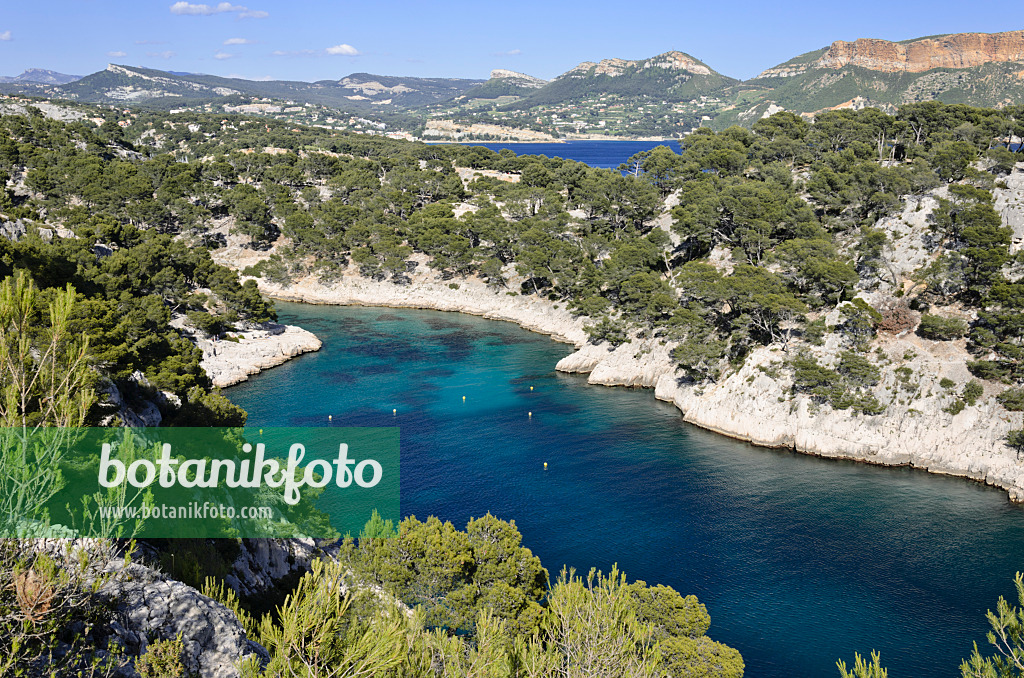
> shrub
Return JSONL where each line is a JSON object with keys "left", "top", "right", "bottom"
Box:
{"left": 944, "top": 399, "right": 966, "bottom": 415}
{"left": 963, "top": 380, "right": 985, "bottom": 406}
{"left": 968, "top": 360, "right": 1012, "bottom": 382}
{"left": 837, "top": 351, "right": 881, "bottom": 388}
{"left": 585, "top": 316, "right": 630, "bottom": 347}
{"left": 136, "top": 636, "right": 186, "bottom": 678}
{"left": 940, "top": 377, "right": 956, "bottom": 389}
{"left": 803, "top": 317, "right": 827, "bottom": 346}
{"left": 877, "top": 301, "right": 919, "bottom": 334}
{"left": 1007, "top": 430, "right": 1024, "bottom": 459}
{"left": 918, "top": 314, "right": 968, "bottom": 340}
{"left": 997, "top": 388, "right": 1024, "bottom": 412}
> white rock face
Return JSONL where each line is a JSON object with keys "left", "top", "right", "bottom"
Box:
{"left": 993, "top": 165, "right": 1024, "bottom": 254}
{"left": 653, "top": 345, "right": 1024, "bottom": 497}
{"left": 198, "top": 324, "right": 322, "bottom": 388}
{"left": 227, "top": 538, "right": 320, "bottom": 598}
{"left": 256, "top": 274, "right": 587, "bottom": 347}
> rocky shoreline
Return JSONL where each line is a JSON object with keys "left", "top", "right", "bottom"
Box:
{"left": 197, "top": 324, "right": 323, "bottom": 388}
{"left": 253, "top": 271, "right": 1024, "bottom": 502}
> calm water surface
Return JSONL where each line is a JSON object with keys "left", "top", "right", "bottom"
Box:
{"left": 460, "top": 139, "right": 684, "bottom": 169}
{"left": 228, "top": 302, "right": 1024, "bottom": 678}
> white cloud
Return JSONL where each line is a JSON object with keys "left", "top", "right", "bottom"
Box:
{"left": 169, "top": 2, "right": 266, "bottom": 17}
{"left": 107, "top": 50, "right": 128, "bottom": 57}
{"left": 146, "top": 50, "right": 177, "bottom": 59}
{"left": 214, "top": 51, "right": 233, "bottom": 60}
{"left": 223, "top": 37, "right": 254, "bottom": 45}
{"left": 494, "top": 48, "right": 522, "bottom": 56}
{"left": 0, "top": 31, "right": 11, "bottom": 42}
{"left": 326, "top": 43, "right": 360, "bottom": 56}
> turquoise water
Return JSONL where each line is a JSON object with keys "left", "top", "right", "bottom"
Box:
{"left": 227, "top": 302, "right": 1024, "bottom": 678}
{"left": 467, "top": 139, "right": 684, "bottom": 169}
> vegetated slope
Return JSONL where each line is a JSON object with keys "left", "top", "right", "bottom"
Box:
{"left": 504, "top": 50, "right": 737, "bottom": 109}
{"left": 716, "top": 30, "right": 1024, "bottom": 127}
{"left": 0, "top": 99, "right": 745, "bottom": 678}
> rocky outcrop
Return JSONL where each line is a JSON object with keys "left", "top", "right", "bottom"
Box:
{"left": 100, "top": 561, "right": 265, "bottom": 678}
{"left": 561, "top": 51, "right": 713, "bottom": 78}
{"left": 652, "top": 342, "right": 1024, "bottom": 498}
{"left": 489, "top": 69, "right": 547, "bottom": 88}
{"left": 818, "top": 31, "right": 1024, "bottom": 73}
{"left": 196, "top": 324, "right": 322, "bottom": 388}
{"left": 993, "top": 166, "right": 1024, "bottom": 255}
{"left": 227, "top": 538, "right": 321, "bottom": 599}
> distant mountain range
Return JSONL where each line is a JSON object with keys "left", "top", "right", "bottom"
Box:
{"left": 0, "top": 68, "right": 82, "bottom": 85}
{"left": 2, "top": 64, "right": 485, "bottom": 112}
{"left": 3, "top": 29, "right": 1023, "bottom": 134}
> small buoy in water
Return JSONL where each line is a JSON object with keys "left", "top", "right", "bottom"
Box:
{"left": 259, "top": 429, "right": 262, "bottom": 435}
{"left": 530, "top": 386, "right": 534, "bottom": 391}
{"left": 393, "top": 409, "right": 397, "bottom": 416}
{"left": 543, "top": 462, "right": 548, "bottom": 470}
{"left": 462, "top": 395, "right": 466, "bottom": 402}
{"left": 328, "top": 415, "right": 332, "bottom": 421}
{"left": 528, "top": 411, "right": 532, "bottom": 418}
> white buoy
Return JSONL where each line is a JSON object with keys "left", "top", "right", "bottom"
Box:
{"left": 328, "top": 415, "right": 332, "bottom": 421}
{"left": 393, "top": 409, "right": 397, "bottom": 416}
{"left": 528, "top": 411, "right": 532, "bottom": 418}
{"left": 530, "top": 386, "right": 534, "bottom": 391}
{"left": 462, "top": 395, "right": 466, "bottom": 402}
{"left": 543, "top": 462, "right": 548, "bottom": 469}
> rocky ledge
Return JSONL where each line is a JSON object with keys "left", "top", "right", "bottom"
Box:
{"left": 196, "top": 324, "right": 322, "bottom": 388}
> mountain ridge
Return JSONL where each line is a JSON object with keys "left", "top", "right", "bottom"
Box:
{"left": 4, "top": 30, "right": 1024, "bottom": 136}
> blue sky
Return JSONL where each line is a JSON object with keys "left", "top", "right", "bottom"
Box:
{"left": 1, "top": 1, "right": 1022, "bottom": 82}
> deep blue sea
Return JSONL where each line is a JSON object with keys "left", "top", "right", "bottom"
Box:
{"left": 465, "top": 139, "right": 684, "bottom": 169}
{"left": 227, "top": 303, "right": 1024, "bottom": 678}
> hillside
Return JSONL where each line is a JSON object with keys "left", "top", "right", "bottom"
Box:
{"left": 453, "top": 68, "right": 548, "bottom": 103}
{"left": 506, "top": 50, "right": 736, "bottom": 108}
{"left": 715, "top": 30, "right": 1024, "bottom": 127}
{"left": 38, "top": 63, "right": 485, "bottom": 112}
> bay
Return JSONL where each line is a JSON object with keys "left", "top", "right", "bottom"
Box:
{"left": 464, "top": 139, "right": 684, "bottom": 169}
{"left": 227, "top": 302, "right": 1024, "bottom": 678}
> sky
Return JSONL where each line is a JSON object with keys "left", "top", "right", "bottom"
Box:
{"left": 1, "top": 0, "right": 1023, "bottom": 83}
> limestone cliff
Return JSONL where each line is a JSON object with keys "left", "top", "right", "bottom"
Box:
{"left": 561, "top": 51, "right": 714, "bottom": 78}
{"left": 817, "top": 31, "right": 1024, "bottom": 73}
{"left": 728, "top": 29, "right": 1024, "bottom": 124}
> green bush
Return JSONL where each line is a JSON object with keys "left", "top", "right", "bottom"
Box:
{"left": 585, "top": 316, "right": 630, "bottom": 347}
{"left": 997, "top": 388, "right": 1024, "bottom": 412}
{"left": 917, "top": 314, "right": 968, "bottom": 341}
{"left": 136, "top": 636, "right": 186, "bottom": 678}
{"left": 944, "top": 399, "right": 966, "bottom": 415}
{"left": 963, "top": 380, "right": 984, "bottom": 406}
